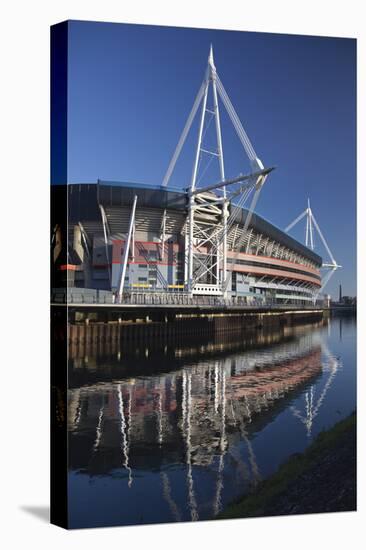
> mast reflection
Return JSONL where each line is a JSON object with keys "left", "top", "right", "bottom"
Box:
{"left": 290, "top": 344, "right": 342, "bottom": 437}
{"left": 67, "top": 321, "right": 340, "bottom": 521}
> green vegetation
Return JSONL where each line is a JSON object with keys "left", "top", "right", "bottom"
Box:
{"left": 218, "top": 412, "right": 356, "bottom": 519}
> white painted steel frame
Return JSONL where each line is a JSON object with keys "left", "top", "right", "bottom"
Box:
{"left": 285, "top": 199, "right": 341, "bottom": 298}
{"left": 116, "top": 195, "right": 138, "bottom": 303}
{"left": 162, "top": 47, "right": 273, "bottom": 296}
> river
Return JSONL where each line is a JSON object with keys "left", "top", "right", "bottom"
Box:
{"left": 67, "top": 314, "right": 356, "bottom": 528}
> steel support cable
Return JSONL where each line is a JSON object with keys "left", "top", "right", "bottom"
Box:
{"left": 317, "top": 267, "right": 336, "bottom": 295}
{"left": 217, "top": 81, "right": 253, "bottom": 158}
{"left": 224, "top": 182, "right": 256, "bottom": 242}
{"left": 216, "top": 75, "right": 257, "bottom": 161}
{"left": 223, "top": 183, "right": 263, "bottom": 291}
{"left": 215, "top": 77, "right": 246, "bottom": 145}
{"left": 239, "top": 184, "right": 262, "bottom": 240}
{"left": 222, "top": 101, "right": 256, "bottom": 164}
{"left": 226, "top": 184, "right": 255, "bottom": 230}
{"left": 201, "top": 111, "right": 215, "bottom": 144}
{"left": 195, "top": 153, "right": 203, "bottom": 185}
{"left": 196, "top": 153, "right": 216, "bottom": 187}
{"left": 225, "top": 189, "right": 254, "bottom": 250}
{"left": 194, "top": 110, "right": 217, "bottom": 188}
{"left": 224, "top": 190, "right": 254, "bottom": 249}
{"left": 197, "top": 119, "right": 220, "bottom": 188}
{"left": 311, "top": 214, "right": 337, "bottom": 266}
{"left": 285, "top": 209, "right": 308, "bottom": 233}
{"left": 162, "top": 80, "right": 206, "bottom": 187}
{"left": 195, "top": 115, "right": 219, "bottom": 183}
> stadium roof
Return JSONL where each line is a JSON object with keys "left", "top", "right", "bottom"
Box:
{"left": 69, "top": 180, "right": 323, "bottom": 266}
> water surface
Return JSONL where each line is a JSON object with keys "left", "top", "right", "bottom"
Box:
{"left": 67, "top": 315, "right": 356, "bottom": 528}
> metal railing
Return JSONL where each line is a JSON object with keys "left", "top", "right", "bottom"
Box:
{"left": 120, "top": 293, "right": 323, "bottom": 309}
{"left": 51, "top": 288, "right": 114, "bottom": 305}
{"left": 52, "top": 287, "right": 327, "bottom": 309}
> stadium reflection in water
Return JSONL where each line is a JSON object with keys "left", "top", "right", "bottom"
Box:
{"left": 67, "top": 316, "right": 356, "bottom": 528}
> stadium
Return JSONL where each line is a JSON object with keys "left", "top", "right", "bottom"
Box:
{"left": 52, "top": 180, "right": 322, "bottom": 306}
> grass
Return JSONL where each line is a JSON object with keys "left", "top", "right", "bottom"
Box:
{"left": 217, "top": 412, "right": 356, "bottom": 520}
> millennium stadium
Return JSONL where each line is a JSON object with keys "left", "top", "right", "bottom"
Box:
{"left": 52, "top": 179, "right": 325, "bottom": 306}
{"left": 51, "top": 47, "right": 339, "bottom": 307}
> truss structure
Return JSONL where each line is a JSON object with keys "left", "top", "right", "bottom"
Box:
{"left": 162, "top": 46, "right": 273, "bottom": 296}
{"left": 285, "top": 199, "right": 341, "bottom": 297}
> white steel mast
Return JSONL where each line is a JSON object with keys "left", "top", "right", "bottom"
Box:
{"left": 162, "top": 46, "right": 271, "bottom": 297}
{"left": 285, "top": 199, "right": 341, "bottom": 297}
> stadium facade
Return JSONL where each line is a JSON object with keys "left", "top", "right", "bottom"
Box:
{"left": 52, "top": 181, "right": 322, "bottom": 306}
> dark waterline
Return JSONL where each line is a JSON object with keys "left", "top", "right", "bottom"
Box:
{"left": 67, "top": 315, "right": 356, "bottom": 528}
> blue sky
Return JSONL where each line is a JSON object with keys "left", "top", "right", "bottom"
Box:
{"left": 66, "top": 20, "right": 356, "bottom": 298}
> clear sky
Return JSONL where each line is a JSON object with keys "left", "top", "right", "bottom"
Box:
{"left": 66, "top": 20, "right": 356, "bottom": 298}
